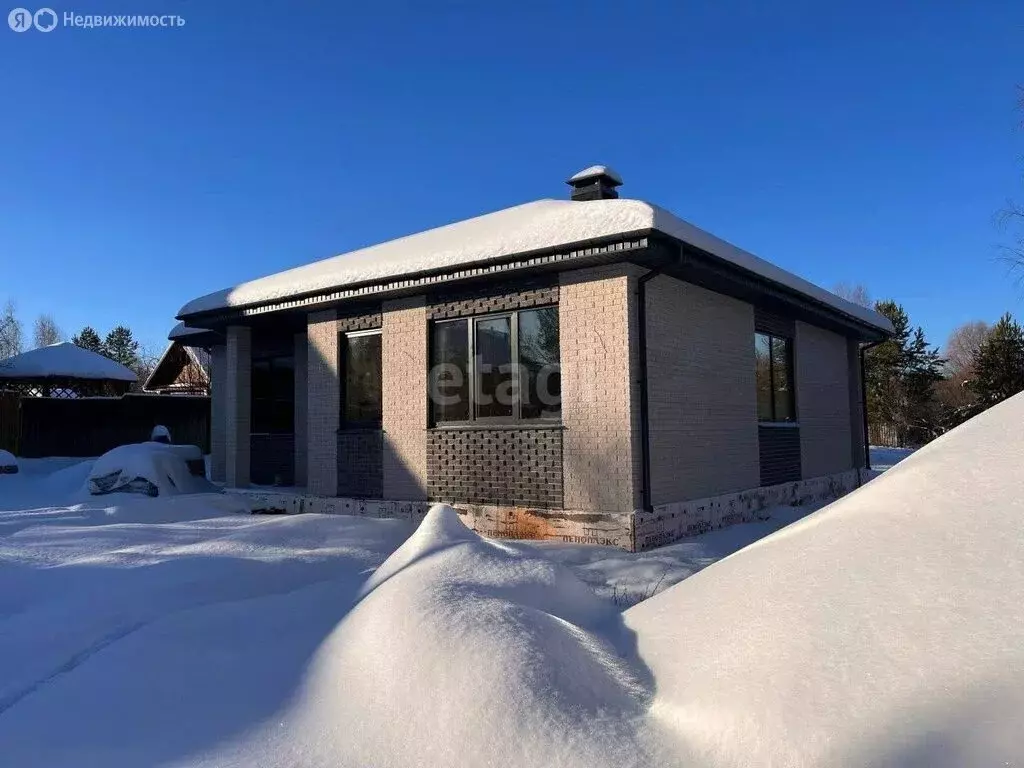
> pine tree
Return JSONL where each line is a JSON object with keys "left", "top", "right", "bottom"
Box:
{"left": 103, "top": 325, "right": 140, "bottom": 369}
{"left": 969, "top": 313, "right": 1024, "bottom": 407}
{"left": 865, "top": 300, "right": 944, "bottom": 444}
{"left": 71, "top": 326, "right": 104, "bottom": 354}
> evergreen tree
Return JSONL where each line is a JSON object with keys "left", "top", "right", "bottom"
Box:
{"left": 103, "top": 325, "right": 140, "bottom": 369}
{"left": 71, "top": 326, "right": 104, "bottom": 354}
{"left": 865, "top": 300, "right": 944, "bottom": 444}
{"left": 969, "top": 313, "right": 1024, "bottom": 407}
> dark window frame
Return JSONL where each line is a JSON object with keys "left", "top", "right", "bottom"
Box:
{"left": 250, "top": 353, "right": 295, "bottom": 435}
{"left": 339, "top": 329, "right": 383, "bottom": 429}
{"left": 430, "top": 305, "right": 561, "bottom": 427}
{"left": 755, "top": 331, "right": 797, "bottom": 423}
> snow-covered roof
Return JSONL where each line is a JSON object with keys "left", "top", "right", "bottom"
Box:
{"left": 567, "top": 165, "right": 623, "bottom": 184}
{"left": 144, "top": 341, "right": 211, "bottom": 392}
{"left": 0, "top": 342, "right": 137, "bottom": 382}
{"left": 178, "top": 197, "right": 893, "bottom": 334}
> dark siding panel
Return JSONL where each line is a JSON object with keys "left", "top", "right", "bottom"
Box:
{"left": 337, "top": 429, "right": 383, "bottom": 498}
{"left": 251, "top": 434, "right": 295, "bottom": 485}
{"left": 427, "top": 428, "right": 563, "bottom": 508}
{"left": 755, "top": 307, "right": 795, "bottom": 337}
{"left": 758, "top": 426, "right": 801, "bottom": 485}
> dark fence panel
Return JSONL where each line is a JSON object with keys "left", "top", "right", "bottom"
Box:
{"left": 0, "top": 390, "right": 19, "bottom": 454}
{"left": 19, "top": 394, "right": 210, "bottom": 458}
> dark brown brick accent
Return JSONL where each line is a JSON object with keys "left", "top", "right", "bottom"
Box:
{"left": 336, "top": 309, "right": 382, "bottom": 332}
{"left": 755, "top": 306, "right": 795, "bottom": 337}
{"left": 427, "top": 427, "right": 563, "bottom": 508}
{"left": 251, "top": 434, "right": 295, "bottom": 485}
{"left": 337, "top": 428, "right": 383, "bottom": 498}
{"left": 758, "top": 425, "right": 802, "bottom": 485}
{"left": 426, "top": 279, "right": 558, "bottom": 320}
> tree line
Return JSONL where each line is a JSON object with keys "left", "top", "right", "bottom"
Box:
{"left": 0, "top": 300, "right": 158, "bottom": 389}
{"left": 836, "top": 284, "right": 1024, "bottom": 447}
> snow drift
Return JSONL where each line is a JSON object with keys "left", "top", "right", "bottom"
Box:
{"left": 0, "top": 448, "right": 17, "bottom": 474}
{"left": 626, "top": 390, "right": 1024, "bottom": 767}
{"left": 202, "top": 505, "right": 654, "bottom": 768}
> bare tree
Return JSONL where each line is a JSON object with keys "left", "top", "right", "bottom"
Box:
{"left": 0, "top": 300, "right": 23, "bottom": 360}
{"left": 999, "top": 86, "right": 1024, "bottom": 271}
{"left": 943, "top": 321, "right": 991, "bottom": 378}
{"left": 32, "top": 314, "right": 63, "bottom": 348}
{"left": 131, "top": 343, "right": 163, "bottom": 392}
{"left": 833, "top": 282, "right": 873, "bottom": 309}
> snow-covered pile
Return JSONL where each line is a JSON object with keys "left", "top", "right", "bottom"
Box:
{"left": 0, "top": 448, "right": 17, "bottom": 474}
{"left": 0, "top": 341, "right": 136, "bottom": 381}
{"left": 87, "top": 442, "right": 213, "bottom": 497}
{"left": 626, "top": 391, "right": 1024, "bottom": 767}
{"left": 212, "top": 505, "right": 651, "bottom": 767}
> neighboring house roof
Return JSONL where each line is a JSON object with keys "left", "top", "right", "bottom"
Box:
{"left": 144, "top": 341, "right": 211, "bottom": 392}
{"left": 0, "top": 342, "right": 137, "bottom": 382}
{"left": 177, "top": 194, "right": 893, "bottom": 335}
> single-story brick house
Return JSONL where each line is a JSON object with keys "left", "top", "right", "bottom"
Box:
{"left": 176, "top": 166, "right": 891, "bottom": 550}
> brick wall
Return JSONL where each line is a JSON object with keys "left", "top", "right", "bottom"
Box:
{"left": 795, "top": 321, "right": 854, "bottom": 478}
{"left": 337, "top": 428, "right": 383, "bottom": 497}
{"left": 646, "top": 276, "right": 761, "bottom": 503}
{"left": 847, "top": 338, "right": 866, "bottom": 469}
{"left": 558, "top": 264, "right": 642, "bottom": 514}
{"left": 427, "top": 427, "right": 563, "bottom": 507}
{"left": 225, "top": 326, "right": 251, "bottom": 487}
{"left": 381, "top": 296, "right": 428, "bottom": 500}
{"left": 307, "top": 310, "right": 339, "bottom": 496}
{"left": 426, "top": 279, "right": 558, "bottom": 319}
{"left": 250, "top": 434, "right": 295, "bottom": 485}
{"left": 758, "top": 425, "right": 802, "bottom": 485}
{"left": 209, "top": 344, "right": 226, "bottom": 482}
{"left": 293, "top": 332, "right": 308, "bottom": 487}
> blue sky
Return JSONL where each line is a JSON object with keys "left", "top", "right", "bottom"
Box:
{"left": 1, "top": 1, "right": 1021, "bottom": 354}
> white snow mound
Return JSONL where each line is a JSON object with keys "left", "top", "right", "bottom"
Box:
{"left": 625, "top": 390, "right": 1024, "bottom": 767}
{"left": 0, "top": 448, "right": 17, "bottom": 473}
{"left": 87, "top": 442, "right": 213, "bottom": 497}
{"left": 235, "top": 504, "right": 653, "bottom": 768}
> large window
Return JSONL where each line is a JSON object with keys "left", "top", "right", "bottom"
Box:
{"left": 341, "top": 331, "right": 382, "bottom": 427}
{"left": 251, "top": 355, "right": 294, "bottom": 434}
{"left": 755, "top": 332, "right": 795, "bottom": 422}
{"left": 430, "top": 306, "right": 561, "bottom": 425}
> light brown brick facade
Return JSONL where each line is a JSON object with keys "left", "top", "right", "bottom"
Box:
{"left": 306, "top": 310, "right": 339, "bottom": 496}
{"left": 224, "top": 326, "right": 251, "bottom": 487}
{"left": 558, "top": 264, "right": 642, "bottom": 514}
{"left": 381, "top": 296, "right": 428, "bottom": 500}
{"left": 645, "top": 276, "right": 760, "bottom": 503}
{"left": 795, "top": 321, "right": 854, "bottom": 478}
{"left": 209, "top": 344, "right": 226, "bottom": 483}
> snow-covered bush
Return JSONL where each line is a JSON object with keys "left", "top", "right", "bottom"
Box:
{"left": 87, "top": 442, "right": 214, "bottom": 497}
{"left": 150, "top": 425, "right": 171, "bottom": 444}
{"left": 0, "top": 449, "right": 17, "bottom": 475}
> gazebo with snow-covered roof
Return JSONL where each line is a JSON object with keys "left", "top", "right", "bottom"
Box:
{"left": 0, "top": 342, "right": 137, "bottom": 398}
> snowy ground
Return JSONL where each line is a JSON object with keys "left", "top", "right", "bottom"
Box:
{"left": 870, "top": 444, "right": 916, "bottom": 471}
{"left": 0, "top": 427, "right": 1014, "bottom": 767}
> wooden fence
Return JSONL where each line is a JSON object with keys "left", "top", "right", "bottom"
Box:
{"left": 6, "top": 393, "right": 210, "bottom": 458}
{"left": 868, "top": 422, "right": 925, "bottom": 449}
